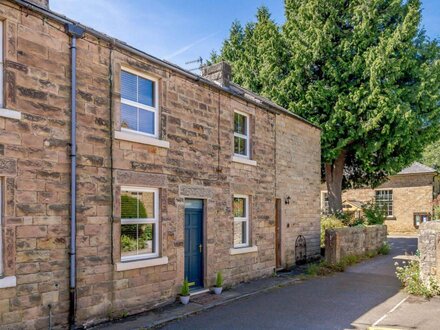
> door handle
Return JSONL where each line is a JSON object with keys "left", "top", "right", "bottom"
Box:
{"left": 199, "top": 244, "right": 203, "bottom": 253}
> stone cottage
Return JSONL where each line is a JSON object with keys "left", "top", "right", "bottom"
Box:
{"left": 321, "top": 162, "right": 440, "bottom": 234}
{"left": 0, "top": 0, "right": 321, "bottom": 328}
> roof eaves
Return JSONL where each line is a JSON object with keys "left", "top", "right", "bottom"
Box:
{"left": 14, "top": 0, "right": 320, "bottom": 131}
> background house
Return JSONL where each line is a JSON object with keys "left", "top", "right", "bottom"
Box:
{"left": 321, "top": 162, "right": 440, "bottom": 233}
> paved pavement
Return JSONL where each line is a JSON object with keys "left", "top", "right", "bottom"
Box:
{"left": 162, "top": 237, "right": 419, "bottom": 330}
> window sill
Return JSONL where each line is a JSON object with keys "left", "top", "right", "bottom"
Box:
{"left": 385, "top": 216, "right": 397, "bottom": 221}
{"left": 115, "top": 130, "right": 170, "bottom": 149}
{"left": 229, "top": 246, "right": 258, "bottom": 255}
{"left": 115, "top": 256, "right": 168, "bottom": 271}
{"left": 0, "top": 108, "right": 21, "bottom": 120}
{"left": 0, "top": 276, "right": 17, "bottom": 289}
{"left": 232, "top": 156, "right": 257, "bottom": 167}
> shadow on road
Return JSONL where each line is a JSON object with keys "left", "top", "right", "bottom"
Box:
{"left": 162, "top": 237, "right": 417, "bottom": 330}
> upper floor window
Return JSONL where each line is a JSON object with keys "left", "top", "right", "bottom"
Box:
{"left": 375, "top": 190, "right": 393, "bottom": 217}
{"left": 234, "top": 111, "right": 250, "bottom": 158}
{"left": 0, "top": 20, "right": 4, "bottom": 108}
{"left": 120, "top": 187, "right": 159, "bottom": 261}
{"left": 120, "top": 69, "right": 158, "bottom": 137}
{"left": 233, "top": 195, "right": 249, "bottom": 248}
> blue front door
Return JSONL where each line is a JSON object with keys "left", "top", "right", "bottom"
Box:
{"left": 184, "top": 200, "right": 204, "bottom": 288}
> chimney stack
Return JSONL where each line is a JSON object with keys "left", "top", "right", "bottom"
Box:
{"left": 201, "top": 61, "right": 231, "bottom": 88}
{"left": 27, "top": 0, "right": 49, "bottom": 10}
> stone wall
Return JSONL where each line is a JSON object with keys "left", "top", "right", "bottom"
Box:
{"left": 0, "top": 2, "right": 321, "bottom": 329}
{"left": 418, "top": 221, "right": 440, "bottom": 284}
{"left": 325, "top": 225, "right": 387, "bottom": 264}
{"left": 276, "top": 115, "right": 321, "bottom": 267}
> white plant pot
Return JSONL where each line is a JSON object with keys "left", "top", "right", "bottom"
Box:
{"left": 213, "top": 287, "right": 223, "bottom": 295}
{"left": 180, "top": 295, "right": 190, "bottom": 305}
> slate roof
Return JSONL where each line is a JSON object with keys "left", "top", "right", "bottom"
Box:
{"left": 14, "top": 0, "right": 320, "bottom": 130}
{"left": 397, "top": 162, "right": 437, "bottom": 175}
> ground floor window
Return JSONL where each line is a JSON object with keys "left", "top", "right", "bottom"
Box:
{"left": 321, "top": 191, "right": 329, "bottom": 214}
{"left": 120, "top": 187, "right": 159, "bottom": 261}
{"left": 414, "top": 213, "right": 431, "bottom": 229}
{"left": 233, "top": 195, "right": 249, "bottom": 248}
{"left": 375, "top": 189, "right": 393, "bottom": 217}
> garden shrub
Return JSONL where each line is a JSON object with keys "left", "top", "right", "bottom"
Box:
{"left": 362, "top": 201, "right": 386, "bottom": 225}
{"left": 378, "top": 241, "right": 391, "bottom": 255}
{"left": 395, "top": 260, "right": 440, "bottom": 298}
{"left": 320, "top": 216, "right": 344, "bottom": 247}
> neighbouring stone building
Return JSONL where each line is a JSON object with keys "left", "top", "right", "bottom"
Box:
{"left": 321, "top": 162, "right": 440, "bottom": 234}
{"left": 0, "top": 1, "right": 321, "bottom": 328}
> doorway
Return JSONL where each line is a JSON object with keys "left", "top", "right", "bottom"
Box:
{"left": 184, "top": 199, "right": 204, "bottom": 288}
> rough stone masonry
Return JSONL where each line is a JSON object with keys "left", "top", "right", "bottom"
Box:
{"left": 0, "top": 0, "right": 320, "bottom": 329}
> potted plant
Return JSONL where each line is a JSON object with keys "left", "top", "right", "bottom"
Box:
{"left": 179, "top": 278, "right": 190, "bottom": 305}
{"left": 213, "top": 271, "right": 223, "bottom": 295}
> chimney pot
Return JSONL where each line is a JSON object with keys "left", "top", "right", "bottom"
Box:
{"left": 201, "top": 61, "right": 231, "bottom": 88}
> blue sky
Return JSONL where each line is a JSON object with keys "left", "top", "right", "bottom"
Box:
{"left": 51, "top": 0, "right": 439, "bottom": 70}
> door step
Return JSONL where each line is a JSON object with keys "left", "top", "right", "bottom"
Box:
{"left": 190, "top": 288, "right": 209, "bottom": 296}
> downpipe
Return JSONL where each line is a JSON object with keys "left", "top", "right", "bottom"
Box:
{"left": 66, "top": 23, "right": 84, "bottom": 330}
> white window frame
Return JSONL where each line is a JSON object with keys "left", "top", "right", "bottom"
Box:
{"left": 0, "top": 20, "right": 4, "bottom": 108}
{"left": 233, "top": 110, "right": 250, "bottom": 159}
{"left": 120, "top": 186, "right": 159, "bottom": 262}
{"left": 233, "top": 194, "right": 250, "bottom": 248}
{"left": 120, "top": 67, "right": 159, "bottom": 138}
{"left": 375, "top": 189, "right": 393, "bottom": 217}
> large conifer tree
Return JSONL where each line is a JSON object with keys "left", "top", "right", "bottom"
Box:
{"left": 212, "top": 0, "right": 440, "bottom": 213}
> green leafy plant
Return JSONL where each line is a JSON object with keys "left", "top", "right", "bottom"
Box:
{"left": 212, "top": 1, "right": 440, "bottom": 213}
{"left": 395, "top": 260, "right": 440, "bottom": 298}
{"left": 320, "top": 216, "right": 344, "bottom": 247}
{"left": 215, "top": 272, "right": 223, "bottom": 288}
{"left": 180, "top": 278, "right": 190, "bottom": 296}
{"left": 434, "top": 205, "right": 440, "bottom": 221}
{"left": 362, "top": 201, "right": 386, "bottom": 225}
{"left": 378, "top": 241, "right": 391, "bottom": 255}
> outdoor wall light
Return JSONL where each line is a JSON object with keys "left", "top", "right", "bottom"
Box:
{"left": 285, "top": 196, "right": 291, "bottom": 205}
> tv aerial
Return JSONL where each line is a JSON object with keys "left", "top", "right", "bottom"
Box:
{"left": 185, "top": 57, "right": 203, "bottom": 71}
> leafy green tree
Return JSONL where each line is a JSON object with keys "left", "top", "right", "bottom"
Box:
{"left": 421, "top": 139, "right": 440, "bottom": 170}
{"left": 212, "top": 0, "right": 440, "bottom": 213}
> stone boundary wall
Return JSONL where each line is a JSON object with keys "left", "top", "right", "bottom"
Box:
{"left": 325, "top": 225, "right": 387, "bottom": 264}
{"left": 419, "top": 221, "right": 440, "bottom": 284}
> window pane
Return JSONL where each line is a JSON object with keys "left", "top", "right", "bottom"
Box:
{"left": 138, "top": 191, "right": 155, "bottom": 219}
{"left": 234, "top": 136, "right": 247, "bottom": 156}
{"left": 121, "top": 224, "right": 155, "bottom": 258}
{"left": 139, "top": 223, "right": 155, "bottom": 255}
{"left": 234, "top": 113, "right": 247, "bottom": 135}
{"left": 121, "top": 71, "right": 137, "bottom": 102}
{"left": 121, "top": 224, "right": 138, "bottom": 258}
{"left": 121, "top": 191, "right": 139, "bottom": 218}
{"left": 233, "top": 197, "right": 246, "bottom": 218}
{"left": 138, "top": 77, "right": 155, "bottom": 107}
{"left": 234, "top": 221, "right": 247, "bottom": 246}
{"left": 138, "top": 109, "right": 155, "bottom": 135}
{"left": 121, "top": 103, "right": 137, "bottom": 131}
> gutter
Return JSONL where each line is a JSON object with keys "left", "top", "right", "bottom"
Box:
{"left": 13, "top": 0, "right": 320, "bottom": 130}
{"left": 65, "top": 22, "right": 85, "bottom": 330}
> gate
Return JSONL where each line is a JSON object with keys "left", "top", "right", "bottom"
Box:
{"left": 295, "top": 235, "right": 307, "bottom": 265}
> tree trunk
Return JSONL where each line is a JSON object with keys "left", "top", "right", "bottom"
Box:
{"left": 325, "top": 150, "right": 346, "bottom": 214}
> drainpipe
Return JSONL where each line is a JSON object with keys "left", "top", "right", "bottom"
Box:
{"left": 65, "top": 23, "right": 84, "bottom": 330}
